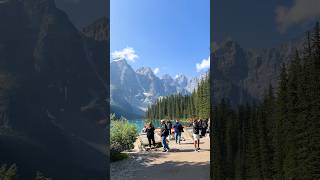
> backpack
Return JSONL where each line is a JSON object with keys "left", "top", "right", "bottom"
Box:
{"left": 178, "top": 124, "right": 184, "bottom": 132}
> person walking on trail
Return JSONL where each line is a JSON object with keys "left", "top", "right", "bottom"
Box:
{"left": 193, "top": 119, "right": 201, "bottom": 152}
{"left": 146, "top": 122, "right": 156, "bottom": 149}
{"left": 173, "top": 119, "right": 183, "bottom": 144}
{"left": 201, "top": 119, "right": 208, "bottom": 137}
{"left": 160, "top": 119, "right": 170, "bottom": 152}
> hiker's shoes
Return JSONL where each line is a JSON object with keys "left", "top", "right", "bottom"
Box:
{"left": 162, "top": 149, "right": 169, "bottom": 152}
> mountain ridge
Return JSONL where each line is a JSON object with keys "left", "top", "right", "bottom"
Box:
{"left": 212, "top": 30, "right": 307, "bottom": 106}
{"left": 110, "top": 59, "right": 206, "bottom": 118}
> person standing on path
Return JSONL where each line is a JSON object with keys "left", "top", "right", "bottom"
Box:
{"left": 146, "top": 122, "right": 156, "bottom": 148}
{"left": 193, "top": 119, "right": 201, "bottom": 152}
{"left": 173, "top": 119, "right": 183, "bottom": 144}
{"left": 160, "top": 119, "right": 170, "bottom": 152}
{"left": 167, "top": 120, "right": 172, "bottom": 135}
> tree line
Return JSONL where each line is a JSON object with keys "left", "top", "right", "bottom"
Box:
{"left": 212, "top": 22, "right": 320, "bottom": 180}
{"left": 145, "top": 73, "right": 210, "bottom": 120}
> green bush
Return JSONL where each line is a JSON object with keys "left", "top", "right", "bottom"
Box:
{"left": 110, "top": 152, "right": 129, "bottom": 162}
{"left": 35, "top": 171, "right": 52, "bottom": 180}
{"left": 110, "top": 115, "right": 138, "bottom": 156}
{"left": 0, "top": 164, "right": 17, "bottom": 180}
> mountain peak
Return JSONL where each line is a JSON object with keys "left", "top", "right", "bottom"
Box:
{"left": 111, "top": 58, "right": 129, "bottom": 67}
{"left": 161, "top": 74, "right": 173, "bottom": 80}
{"left": 175, "top": 74, "right": 188, "bottom": 87}
{"left": 136, "top": 67, "right": 154, "bottom": 75}
{"left": 175, "top": 74, "right": 187, "bottom": 80}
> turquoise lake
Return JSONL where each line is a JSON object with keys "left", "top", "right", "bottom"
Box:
{"left": 128, "top": 119, "right": 161, "bottom": 133}
{"left": 128, "top": 119, "right": 190, "bottom": 133}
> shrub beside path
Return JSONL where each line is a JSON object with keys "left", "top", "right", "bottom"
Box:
{"left": 110, "top": 128, "right": 210, "bottom": 180}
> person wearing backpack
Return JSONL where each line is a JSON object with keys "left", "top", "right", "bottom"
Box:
{"left": 160, "top": 119, "right": 170, "bottom": 152}
{"left": 173, "top": 119, "right": 183, "bottom": 144}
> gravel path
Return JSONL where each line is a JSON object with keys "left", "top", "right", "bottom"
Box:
{"left": 111, "top": 131, "right": 210, "bottom": 180}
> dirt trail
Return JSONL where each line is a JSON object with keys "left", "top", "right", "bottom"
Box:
{"left": 110, "top": 129, "right": 210, "bottom": 180}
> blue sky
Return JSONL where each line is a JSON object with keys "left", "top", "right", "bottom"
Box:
{"left": 212, "top": 0, "right": 320, "bottom": 48}
{"left": 111, "top": 0, "right": 210, "bottom": 78}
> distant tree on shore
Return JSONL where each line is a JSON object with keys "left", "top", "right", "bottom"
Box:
{"left": 146, "top": 73, "right": 210, "bottom": 120}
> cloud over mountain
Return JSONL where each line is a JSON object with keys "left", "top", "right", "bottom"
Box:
{"left": 112, "top": 47, "right": 139, "bottom": 62}
{"left": 196, "top": 56, "right": 210, "bottom": 72}
{"left": 153, "top": 67, "right": 160, "bottom": 75}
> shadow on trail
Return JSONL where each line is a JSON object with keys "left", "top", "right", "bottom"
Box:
{"left": 167, "top": 148, "right": 209, "bottom": 152}
{"left": 182, "top": 142, "right": 205, "bottom": 145}
{"left": 111, "top": 149, "right": 210, "bottom": 180}
{"left": 132, "top": 160, "right": 209, "bottom": 180}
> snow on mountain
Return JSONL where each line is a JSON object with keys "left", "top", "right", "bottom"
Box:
{"left": 175, "top": 74, "right": 188, "bottom": 87}
{"left": 110, "top": 59, "right": 205, "bottom": 118}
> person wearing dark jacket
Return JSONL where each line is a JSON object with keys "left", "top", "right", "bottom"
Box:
{"left": 193, "top": 119, "right": 201, "bottom": 152}
{"left": 201, "top": 119, "right": 208, "bottom": 137}
{"left": 167, "top": 120, "right": 172, "bottom": 135}
{"left": 160, "top": 119, "right": 170, "bottom": 152}
{"left": 173, "top": 119, "right": 183, "bottom": 144}
{"left": 146, "top": 122, "right": 155, "bottom": 148}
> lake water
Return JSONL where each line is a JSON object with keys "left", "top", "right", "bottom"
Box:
{"left": 128, "top": 119, "right": 161, "bottom": 133}
{"left": 128, "top": 119, "right": 191, "bottom": 133}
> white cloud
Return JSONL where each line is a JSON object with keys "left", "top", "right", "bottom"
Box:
{"left": 276, "top": 0, "right": 320, "bottom": 32}
{"left": 153, "top": 68, "right": 160, "bottom": 75}
{"left": 111, "top": 47, "right": 139, "bottom": 62}
{"left": 196, "top": 56, "right": 210, "bottom": 72}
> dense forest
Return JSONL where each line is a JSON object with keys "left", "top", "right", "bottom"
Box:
{"left": 212, "top": 23, "right": 320, "bottom": 180}
{"left": 145, "top": 73, "right": 210, "bottom": 120}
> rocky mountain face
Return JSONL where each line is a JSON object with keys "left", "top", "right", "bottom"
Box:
{"left": 83, "top": 17, "right": 109, "bottom": 41}
{"left": 0, "top": 0, "right": 108, "bottom": 179}
{"left": 212, "top": 34, "right": 306, "bottom": 106}
{"left": 110, "top": 59, "right": 203, "bottom": 118}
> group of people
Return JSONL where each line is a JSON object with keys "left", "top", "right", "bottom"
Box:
{"left": 159, "top": 119, "right": 184, "bottom": 152}
{"left": 143, "top": 118, "right": 209, "bottom": 152}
